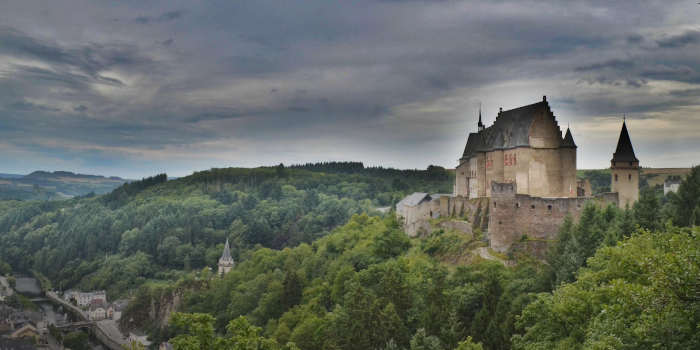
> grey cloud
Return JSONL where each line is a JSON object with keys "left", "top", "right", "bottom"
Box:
{"left": 7, "top": 100, "right": 60, "bottom": 112}
{"left": 575, "top": 59, "right": 636, "bottom": 72}
{"left": 134, "top": 10, "right": 185, "bottom": 24}
{"left": 657, "top": 30, "right": 700, "bottom": 48}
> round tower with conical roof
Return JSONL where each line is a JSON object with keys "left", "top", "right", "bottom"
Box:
{"left": 218, "top": 239, "right": 235, "bottom": 276}
{"left": 610, "top": 120, "right": 640, "bottom": 208}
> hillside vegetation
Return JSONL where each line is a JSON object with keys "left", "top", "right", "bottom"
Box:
{"left": 0, "top": 162, "right": 452, "bottom": 296}
{"left": 129, "top": 167, "right": 699, "bottom": 349}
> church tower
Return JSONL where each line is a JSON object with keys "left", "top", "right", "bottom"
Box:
{"left": 611, "top": 120, "right": 639, "bottom": 208}
{"left": 218, "top": 239, "right": 234, "bottom": 276}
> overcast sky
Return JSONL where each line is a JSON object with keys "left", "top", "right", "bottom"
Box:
{"left": 1, "top": 0, "right": 699, "bottom": 178}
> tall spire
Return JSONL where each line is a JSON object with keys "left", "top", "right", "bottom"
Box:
{"left": 612, "top": 120, "right": 638, "bottom": 163}
{"left": 477, "top": 103, "right": 485, "bottom": 131}
{"left": 220, "top": 238, "right": 232, "bottom": 261}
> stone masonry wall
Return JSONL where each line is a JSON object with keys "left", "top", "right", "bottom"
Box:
{"left": 488, "top": 182, "right": 618, "bottom": 253}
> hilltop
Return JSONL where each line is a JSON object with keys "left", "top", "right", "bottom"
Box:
{"left": 0, "top": 170, "right": 128, "bottom": 200}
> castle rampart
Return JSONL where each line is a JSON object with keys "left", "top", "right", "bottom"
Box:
{"left": 487, "top": 182, "right": 618, "bottom": 252}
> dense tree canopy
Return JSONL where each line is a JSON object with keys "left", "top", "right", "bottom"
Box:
{"left": 0, "top": 163, "right": 452, "bottom": 297}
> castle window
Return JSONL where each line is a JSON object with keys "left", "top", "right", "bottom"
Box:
{"left": 494, "top": 202, "right": 497, "bottom": 208}
{"left": 531, "top": 204, "right": 535, "bottom": 209}
{"left": 547, "top": 204, "right": 552, "bottom": 211}
{"left": 615, "top": 174, "right": 618, "bottom": 182}
{"left": 628, "top": 174, "right": 632, "bottom": 181}
{"left": 498, "top": 221, "right": 502, "bottom": 225}
{"left": 516, "top": 202, "right": 520, "bottom": 208}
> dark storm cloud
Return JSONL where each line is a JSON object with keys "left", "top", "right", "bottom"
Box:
{"left": 0, "top": 0, "right": 699, "bottom": 177}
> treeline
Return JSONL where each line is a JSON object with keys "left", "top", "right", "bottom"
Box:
{"left": 0, "top": 165, "right": 452, "bottom": 297}
{"left": 147, "top": 166, "right": 700, "bottom": 350}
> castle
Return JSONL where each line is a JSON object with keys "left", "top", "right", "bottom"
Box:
{"left": 398, "top": 96, "right": 640, "bottom": 254}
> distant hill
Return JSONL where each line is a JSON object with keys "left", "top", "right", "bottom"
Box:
{"left": 0, "top": 170, "right": 129, "bottom": 200}
{"left": 577, "top": 167, "right": 691, "bottom": 194}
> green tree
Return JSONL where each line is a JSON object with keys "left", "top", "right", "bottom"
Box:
{"left": 671, "top": 166, "right": 700, "bottom": 226}
{"left": 634, "top": 187, "right": 662, "bottom": 231}
{"left": 514, "top": 227, "right": 700, "bottom": 349}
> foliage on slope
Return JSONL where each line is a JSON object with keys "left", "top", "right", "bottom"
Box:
{"left": 514, "top": 226, "right": 700, "bottom": 349}
{"left": 0, "top": 163, "right": 452, "bottom": 297}
{"left": 135, "top": 214, "right": 548, "bottom": 350}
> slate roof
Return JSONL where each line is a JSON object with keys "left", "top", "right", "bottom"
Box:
{"left": 561, "top": 128, "right": 576, "bottom": 148}
{"left": 461, "top": 98, "right": 565, "bottom": 160}
{"left": 396, "top": 192, "right": 431, "bottom": 207}
{"left": 611, "top": 121, "right": 638, "bottom": 163}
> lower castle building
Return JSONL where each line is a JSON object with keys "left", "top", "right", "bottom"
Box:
{"left": 398, "top": 97, "right": 641, "bottom": 254}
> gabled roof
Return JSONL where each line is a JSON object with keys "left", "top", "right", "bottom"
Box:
{"left": 561, "top": 128, "right": 576, "bottom": 148}
{"left": 612, "top": 121, "right": 638, "bottom": 162}
{"left": 461, "top": 98, "right": 564, "bottom": 159}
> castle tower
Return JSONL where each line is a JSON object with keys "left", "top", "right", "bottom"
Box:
{"left": 218, "top": 239, "right": 234, "bottom": 276}
{"left": 560, "top": 127, "right": 577, "bottom": 197}
{"left": 611, "top": 120, "right": 639, "bottom": 208}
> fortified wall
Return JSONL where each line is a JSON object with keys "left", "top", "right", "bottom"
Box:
{"left": 397, "top": 182, "right": 618, "bottom": 256}
{"left": 487, "top": 182, "right": 618, "bottom": 253}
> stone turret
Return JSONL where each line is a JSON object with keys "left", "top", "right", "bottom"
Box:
{"left": 217, "top": 239, "right": 234, "bottom": 276}
{"left": 610, "top": 120, "right": 639, "bottom": 208}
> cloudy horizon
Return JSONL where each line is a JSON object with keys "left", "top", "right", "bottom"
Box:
{"left": 1, "top": 0, "right": 699, "bottom": 179}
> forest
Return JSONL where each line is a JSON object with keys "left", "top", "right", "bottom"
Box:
{"left": 0, "top": 164, "right": 699, "bottom": 349}
{"left": 0, "top": 162, "right": 452, "bottom": 296}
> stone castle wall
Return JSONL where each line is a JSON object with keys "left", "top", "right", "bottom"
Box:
{"left": 398, "top": 184, "right": 618, "bottom": 255}
{"left": 487, "top": 182, "right": 618, "bottom": 253}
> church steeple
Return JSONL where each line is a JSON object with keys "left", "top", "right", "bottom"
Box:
{"left": 217, "top": 239, "right": 234, "bottom": 276}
